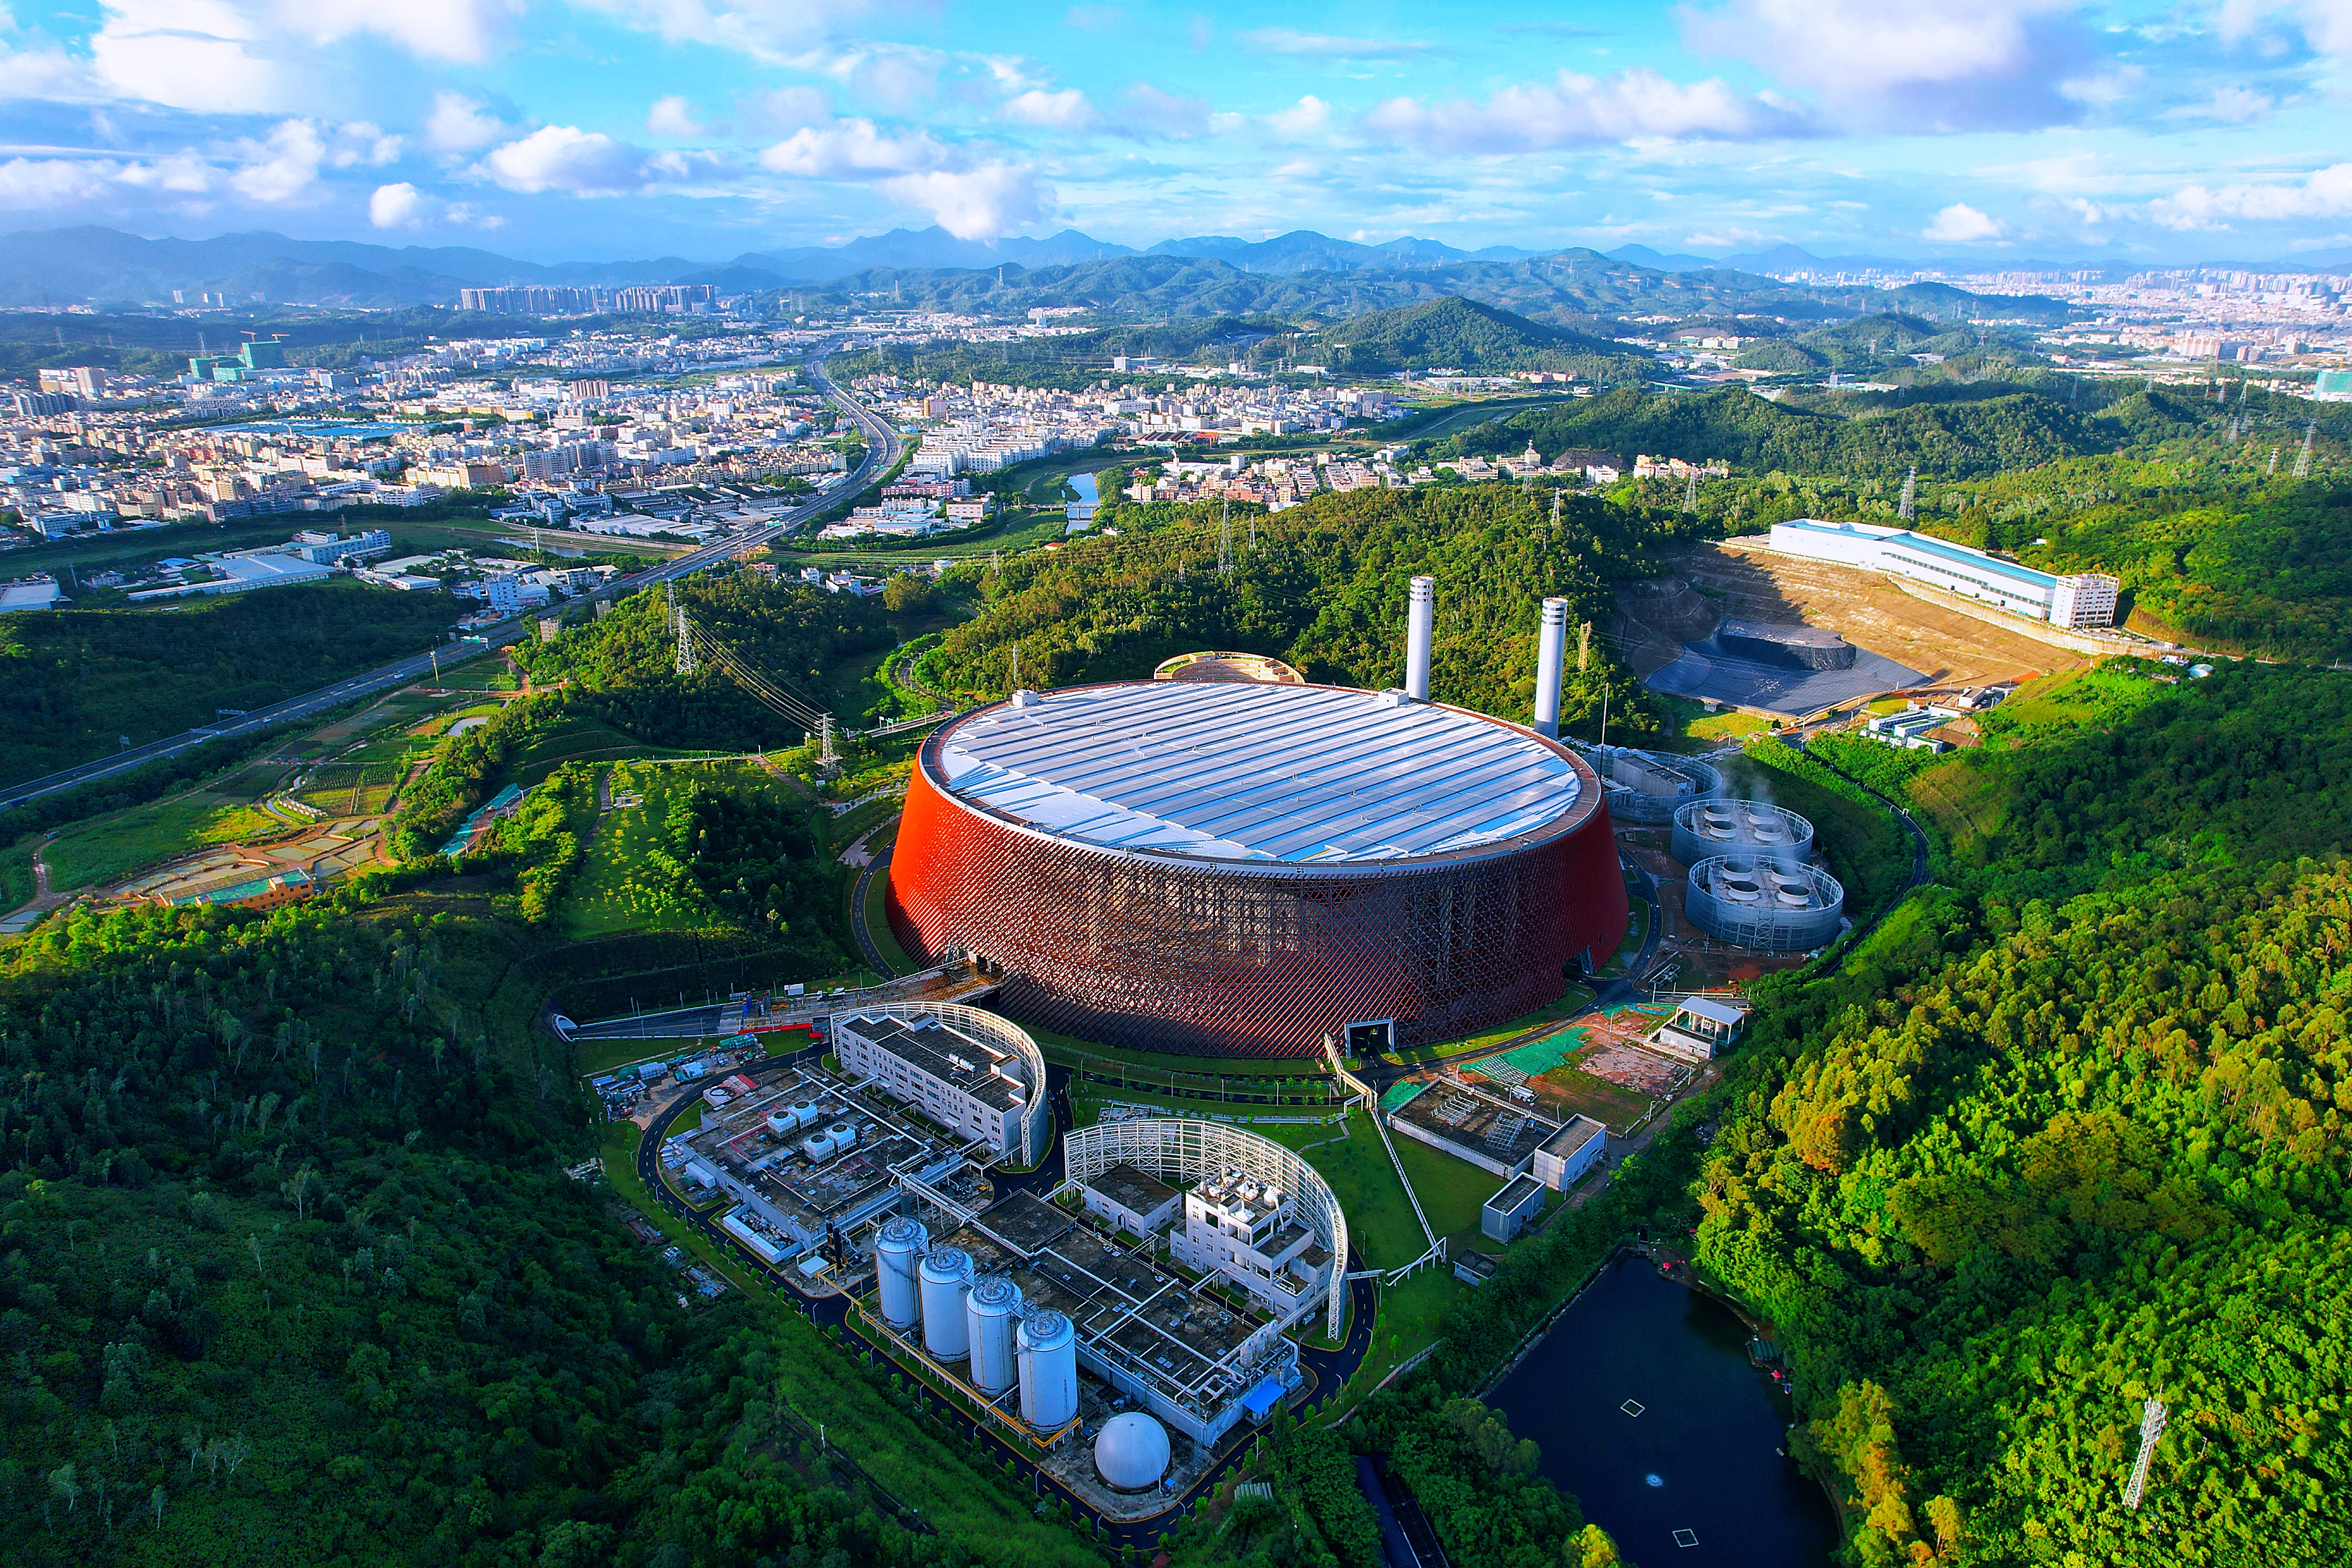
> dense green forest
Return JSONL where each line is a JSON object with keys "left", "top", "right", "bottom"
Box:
{"left": 1693, "top": 663, "right": 2352, "bottom": 1564}
{"left": 0, "top": 893, "right": 895, "bottom": 1567}
{"left": 1305, "top": 298, "right": 1626, "bottom": 374}
{"left": 0, "top": 583, "right": 456, "bottom": 787}
{"left": 924, "top": 483, "right": 1710, "bottom": 730}
{"left": 510, "top": 575, "right": 898, "bottom": 750}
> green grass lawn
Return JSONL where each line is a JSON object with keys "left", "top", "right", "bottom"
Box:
{"left": 1389, "top": 1132, "right": 1505, "bottom": 1242}
{"left": 505, "top": 713, "right": 691, "bottom": 788}
{"left": 1386, "top": 991, "right": 1594, "bottom": 1068}
{"left": 561, "top": 764, "right": 726, "bottom": 937}
{"left": 1259, "top": 1108, "right": 1432, "bottom": 1269}
{"left": 1029, "top": 1027, "right": 1320, "bottom": 1079}
{"left": 44, "top": 792, "right": 288, "bottom": 891}
{"left": 1688, "top": 709, "right": 1770, "bottom": 739}
{"left": 858, "top": 863, "right": 917, "bottom": 974}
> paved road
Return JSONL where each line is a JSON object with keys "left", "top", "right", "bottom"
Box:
{"left": 0, "top": 348, "right": 900, "bottom": 813}
{"left": 631, "top": 1052, "right": 1371, "bottom": 1549}
{"left": 848, "top": 841, "right": 899, "bottom": 978}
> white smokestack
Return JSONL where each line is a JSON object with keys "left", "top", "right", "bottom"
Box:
{"left": 1534, "top": 597, "right": 1569, "bottom": 739}
{"left": 1405, "top": 576, "right": 1434, "bottom": 701}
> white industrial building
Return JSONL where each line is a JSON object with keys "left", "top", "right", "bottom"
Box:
{"left": 1767, "top": 519, "right": 2119, "bottom": 629}
{"left": 1167, "top": 1168, "right": 1335, "bottom": 1325}
{"left": 1532, "top": 1115, "right": 1608, "bottom": 1191}
{"left": 1646, "top": 996, "right": 1750, "bottom": 1063}
{"left": 831, "top": 1005, "right": 1052, "bottom": 1165}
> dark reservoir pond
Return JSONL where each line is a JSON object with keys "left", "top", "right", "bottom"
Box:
{"left": 1486, "top": 1256, "right": 1838, "bottom": 1567}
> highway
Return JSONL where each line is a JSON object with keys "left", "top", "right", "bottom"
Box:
{"left": 0, "top": 347, "right": 902, "bottom": 813}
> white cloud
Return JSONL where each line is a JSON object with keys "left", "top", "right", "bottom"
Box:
{"left": 427, "top": 92, "right": 508, "bottom": 152}
{"left": 1117, "top": 83, "right": 1212, "bottom": 138}
{"left": 482, "top": 125, "right": 654, "bottom": 195}
{"left": 2153, "top": 163, "right": 2352, "bottom": 228}
{"left": 877, "top": 162, "right": 1047, "bottom": 239}
{"left": 92, "top": 0, "right": 285, "bottom": 113}
{"left": 2166, "top": 85, "right": 2275, "bottom": 124}
{"left": 370, "top": 180, "right": 426, "bottom": 226}
{"left": 759, "top": 118, "right": 949, "bottom": 177}
{"left": 1921, "top": 202, "right": 2008, "bottom": 242}
{"left": 646, "top": 94, "right": 709, "bottom": 137}
{"left": 1264, "top": 96, "right": 1330, "bottom": 136}
{"left": 0, "top": 157, "right": 118, "bottom": 209}
{"left": 2218, "top": 0, "right": 2352, "bottom": 59}
{"left": 1002, "top": 88, "right": 1096, "bottom": 129}
{"left": 1363, "top": 68, "right": 1805, "bottom": 152}
{"left": 569, "top": 0, "right": 859, "bottom": 65}
{"left": 328, "top": 122, "right": 402, "bottom": 167}
{"left": 118, "top": 152, "right": 216, "bottom": 195}
{"left": 1245, "top": 27, "right": 1432, "bottom": 58}
{"left": 281, "top": 0, "right": 522, "bottom": 64}
{"left": 740, "top": 85, "right": 834, "bottom": 135}
{"left": 1685, "top": 0, "right": 2099, "bottom": 132}
{"left": 228, "top": 118, "right": 327, "bottom": 204}
{"left": 757, "top": 110, "right": 1046, "bottom": 240}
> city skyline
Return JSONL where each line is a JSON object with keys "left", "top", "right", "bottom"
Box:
{"left": 0, "top": 1, "right": 2347, "bottom": 264}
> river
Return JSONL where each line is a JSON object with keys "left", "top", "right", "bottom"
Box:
{"left": 1065, "top": 470, "right": 1099, "bottom": 530}
{"left": 1486, "top": 1256, "right": 1838, "bottom": 1567}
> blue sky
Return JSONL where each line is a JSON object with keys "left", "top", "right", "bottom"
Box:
{"left": 1, "top": 1, "right": 2349, "bottom": 262}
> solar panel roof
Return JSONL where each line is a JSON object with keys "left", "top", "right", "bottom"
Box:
{"left": 935, "top": 681, "right": 1584, "bottom": 863}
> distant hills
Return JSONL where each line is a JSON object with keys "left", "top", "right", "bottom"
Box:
{"left": 1308, "top": 297, "right": 1619, "bottom": 370}
{"left": 0, "top": 225, "right": 2074, "bottom": 338}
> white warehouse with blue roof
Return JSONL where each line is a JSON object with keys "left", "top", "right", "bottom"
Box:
{"left": 1768, "top": 519, "right": 2119, "bottom": 629}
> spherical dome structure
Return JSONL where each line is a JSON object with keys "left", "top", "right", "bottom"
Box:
{"left": 887, "top": 680, "right": 1628, "bottom": 1058}
{"left": 1093, "top": 1412, "right": 1171, "bottom": 1492}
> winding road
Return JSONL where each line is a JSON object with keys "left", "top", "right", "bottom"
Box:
{"left": 0, "top": 348, "right": 901, "bottom": 813}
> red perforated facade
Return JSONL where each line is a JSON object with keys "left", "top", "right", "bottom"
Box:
{"left": 886, "top": 702, "right": 1628, "bottom": 1060}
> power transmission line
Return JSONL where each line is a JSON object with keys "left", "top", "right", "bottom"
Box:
{"left": 2123, "top": 1399, "right": 2169, "bottom": 1511}
{"left": 1899, "top": 465, "right": 1917, "bottom": 523}
{"left": 2294, "top": 420, "right": 2316, "bottom": 478}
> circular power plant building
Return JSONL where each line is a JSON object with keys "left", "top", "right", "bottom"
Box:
{"left": 1671, "top": 799, "right": 1814, "bottom": 869}
{"left": 1685, "top": 856, "right": 1845, "bottom": 951}
{"left": 1093, "top": 1412, "right": 1172, "bottom": 1492}
{"left": 887, "top": 680, "right": 1629, "bottom": 1058}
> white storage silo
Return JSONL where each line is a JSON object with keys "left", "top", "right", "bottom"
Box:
{"left": 1017, "top": 1309, "right": 1077, "bottom": 1427}
{"left": 918, "top": 1246, "right": 973, "bottom": 1360}
{"left": 965, "top": 1276, "right": 1022, "bottom": 1393}
{"left": 875, "top": 1216, "right": 927, "bottom": 1329}
{"left": 1093, "top": 1412, "right": 1171, "bottom": 1492}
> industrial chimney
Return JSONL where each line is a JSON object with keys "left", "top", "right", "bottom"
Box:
{"left": 1405, "top": 576, "right": 1434, "bottom": 701}
{"left": 1533, "top": 597, "right": 1569, "bottom": 739}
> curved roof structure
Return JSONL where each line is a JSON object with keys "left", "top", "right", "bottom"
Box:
{"left": 934, "top": 681, "right": 1583, "bottom": 865}
{"left": 1093, "top": 1413, "right": 1171, "bottom": 1491}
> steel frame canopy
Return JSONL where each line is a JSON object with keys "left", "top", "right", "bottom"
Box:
{"left": 1063, "top": 1116, "right": 1349, "bottom": 1342}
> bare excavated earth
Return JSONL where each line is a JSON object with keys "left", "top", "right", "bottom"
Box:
{"left": 1614, "top": 538, "right": 2091, "bottom": 691}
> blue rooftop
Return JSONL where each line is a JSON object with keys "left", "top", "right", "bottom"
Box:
{"left": 1240, "top": 1376, "right": 1285, "bottom": 1419}
{"left": 1778, "top": 519, "right": 2059, "bottom": 592}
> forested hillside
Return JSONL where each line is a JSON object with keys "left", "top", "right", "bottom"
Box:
{"left": 0, "top": 891, "right": 940, "bottom": 1568}
{"left": 1308, "top": 297, "right": 1622, "bottom": 372}
{"left": 0, "top": 584, "right": 456, "bottom": 787}
{"left": 925, "top": 483, "right": 1713, "bottom": 728}
{"left": 1695, "top": 664, "right": 2352, "bottom": 1565}
{"left": 512, "top": 573, "right": 897, "bottom": 750}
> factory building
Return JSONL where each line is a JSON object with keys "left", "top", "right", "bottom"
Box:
{"left": 1767, "top": 519, "right": 2120, "bottom": 629}
{"left": 1166, "top": 1169, "right": 1335, "bottom": 1324}
{"left": 668, "top": 1062, "right": 966, "bottom": 1262}
{"left": 831, "top": 1005, "right": 1052, "bottom": 1165}
{"left": 887, "top": 581, "right": 1628, "bottom": 1058}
